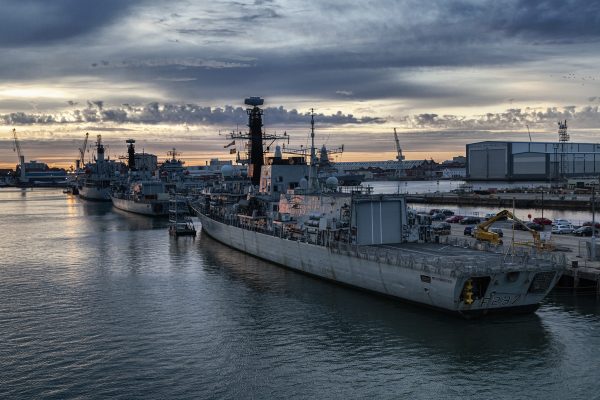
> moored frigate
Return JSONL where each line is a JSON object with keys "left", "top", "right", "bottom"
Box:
{"left": 191, "top": 98, "right": 565, "bottom": 317}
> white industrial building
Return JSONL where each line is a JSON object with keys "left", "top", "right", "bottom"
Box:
{"left": 466, "top": 141, "right": 600, "bottom": 181}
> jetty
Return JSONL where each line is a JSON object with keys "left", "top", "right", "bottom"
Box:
{"left": 444, "top": 223, "right": 600, "bottom": 295}
{"left": 407, "top": 191, "right": 598, "bottom": 211}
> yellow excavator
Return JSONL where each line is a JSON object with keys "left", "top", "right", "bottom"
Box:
{"left": 474, "top": 209, "right": 550, "bottom": 250}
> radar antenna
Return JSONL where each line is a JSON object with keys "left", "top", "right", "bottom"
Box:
{"left": 226, "top": 97, "right": 288, "bottom": 185}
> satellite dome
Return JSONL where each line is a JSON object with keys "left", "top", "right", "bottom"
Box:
{"left": 221, "top": 164, "right": 234, "bottom": 177}
{"left": 325, "top": 176, "right": 338, "bottom": 190}
{"left": 299, "top": 177, "right": 308, "bottom": 190}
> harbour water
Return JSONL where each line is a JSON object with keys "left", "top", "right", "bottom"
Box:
{"left": 1, "top": 188, "right": 600, "bottom": 399}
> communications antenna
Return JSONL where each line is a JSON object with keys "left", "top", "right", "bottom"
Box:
{"left": 558, "top": 120, "right": 569, "bottom": 142}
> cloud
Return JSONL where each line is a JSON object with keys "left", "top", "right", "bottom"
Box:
{"left": 6, "top": 101, "right": 600, "bottom": 135}
{"left": 0, "top": 0, "right": 143, "bottom": 46}
{"left": 488, "top": 0, "right": 600, "bottom": 42}
{"left": 1, "top": 0, "right": 600, "bottom": 117}
{"left": 406, "top": 106, "right": 600, "bottom": 130}
{"left": 0, "top": 101, "right": 386, "bottom": 126}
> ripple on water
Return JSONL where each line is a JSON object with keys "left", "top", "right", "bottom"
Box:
{"left": 1, "top": 189, "right": 600, "bottom": 399}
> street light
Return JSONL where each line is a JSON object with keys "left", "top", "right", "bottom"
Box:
{"left": 592, "top": 187, "right": 596, "bottom": 261}
{"left": 553, "top": 143, "right": 559, "bottom": 181}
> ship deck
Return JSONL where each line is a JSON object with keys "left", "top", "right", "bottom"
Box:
{"left": 373, "top": 242, "right": 503, "bottom": 262}
{"left": 369, "top": 241, "right": 562, "bottom": 271}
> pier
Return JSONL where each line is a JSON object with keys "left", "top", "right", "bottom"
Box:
{"left": 445, "top": 223, "right": 600, "bottom": 295}
{"left": 407, "top": 191, "right": 598, "bottom": 211}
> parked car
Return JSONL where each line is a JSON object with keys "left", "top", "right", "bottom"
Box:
{"left": 431, "top": 213, "right": 446, "bottom": 221}
{"left": 432, "top": 222, "right": 451, "bottom": 235}
{"left": 583, "top": 221, "right": 600, "bottom": 229}
{"left": 441, "top": 209, "right": 455, "bottom": 216}
{"left": 429, "top": 208, "right": 442, "bottom": 215}
{"left": 514, "top": 221, "right": 544, "bottom": 231}
{"left": 552, "top": 224, "right": 574, "bottom": 234}
{"left": 445, "top": 215, "right": 464, "bottom": 223}
{"left": 574, "top": 226, "right": 600, "bottom": 236}
{"left": 464, "top": 226, "right": 475, "bottom": 236}
{"left": 553, "top": 219, "right": 571, "bottom": 226}
{"left": 526, "top": 222, "right": 544, "bottom": 231}
{"left": 460, "top": 216, "right": 481, "bottom": 225}
{"left": 484, "top": 212, "right": 507, "bottom": 221}
{"left": 533, "top": 217, "right": 552, "bottom": 225}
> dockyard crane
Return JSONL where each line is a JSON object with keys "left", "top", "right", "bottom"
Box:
{"left": 394, "top": 128, "right": 405, "bottom": 161}
{"left": 12, "top": 128, "right": 27, "bottom": 183}
{"left": 78, "top": 132, "right": 89, "bottom": 168}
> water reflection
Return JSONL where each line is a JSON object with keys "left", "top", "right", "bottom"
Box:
{"left": 79, "top": 200, "right": 114, "bottom": 217}
{"left": 110, "top": 207, "right": 170, "bottom": 231}
{"left": 545, "top": 292, "right": 600, "bottom": 320}
{"left": 198, "top": 234, "right": 559, "bottom": 365}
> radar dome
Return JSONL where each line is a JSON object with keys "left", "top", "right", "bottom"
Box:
{"left": 299, "top": 177, "right": 308, "bottom": 190}
{"left": 221, "top": 164, "right": 234, "bottom": 177}
{"left": 325, "top": 176, "right": 338, "bottom": 190}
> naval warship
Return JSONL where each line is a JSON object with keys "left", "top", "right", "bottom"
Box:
{"left": 79, "top": 135, "right": 119, "bottom": 201}
{"left": 191, "top": 97, "right": 565, "bottom": 317}
{"left": 110, "top": 139, "right": 169, "bottom": 216}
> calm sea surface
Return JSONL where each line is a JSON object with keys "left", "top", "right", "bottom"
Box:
{"left": 1, "top": 188, "right": 599, "bottom": 399}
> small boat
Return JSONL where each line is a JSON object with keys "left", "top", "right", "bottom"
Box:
{"left": 63, "top": 185, "right": 79, "bottom": 195}
{"left": 168, "top": 195, "right": 196, "bottom": 236}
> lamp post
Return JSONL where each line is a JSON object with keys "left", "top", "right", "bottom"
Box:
{"left": 553, "top": 143, "right": 559, "bottom": 181}
{"left": 541, "top": 190, "right": 544, "bottom": 219}
{"left": 592, "top": 187, "right": 596, "bottom": 261}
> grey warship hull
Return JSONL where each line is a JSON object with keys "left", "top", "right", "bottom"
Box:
{"left": 196, "top": 211, "right": 564, "bottom": 316}
{"left": 111, "top": 195, "right": 169, "bottom": 216}
{"left": 79, "top": 185, "right": 111, "bottom": 201}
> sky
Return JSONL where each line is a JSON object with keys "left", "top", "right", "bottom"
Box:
{"left": 1, "top": 0, "right": 600, "bottom": 168}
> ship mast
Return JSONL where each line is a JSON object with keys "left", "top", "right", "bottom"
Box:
{"left": 227, "top": 97, "right": 288, "bottom": 186}
{"left": 126, "top": 139, "right": 136, "bottom": 171}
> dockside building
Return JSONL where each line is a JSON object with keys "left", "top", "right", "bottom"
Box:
{"left": 466, "top": 141, "right": 600, "bottom": 181}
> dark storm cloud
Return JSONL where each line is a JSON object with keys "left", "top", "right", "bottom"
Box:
{"left": 488, "top": 0, "right": 600, "bottom": 41}
{"left": 78, "top": 0, "right": 600, "bottom": 105}
{"left": 398, "top": 0, "right": 600, "bottom": 46}
{"left": 0, "top": 0, "right": 142, "bottom": 46}
{"left": 1, "top": 0, "right": 600, "bottom": 112}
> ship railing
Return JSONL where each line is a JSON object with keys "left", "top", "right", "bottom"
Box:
{"left": 439, "top": 235, "right": 567, "bottom": 267}
{"left": 198, "top": 210, "right": 566, "bottom": 273}
{"left": 328, "top": 238, "right": 566, "bottom": 275}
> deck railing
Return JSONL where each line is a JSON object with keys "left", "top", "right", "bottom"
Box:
{"left": 191, "top": 203, "right": 566, "bottom": 274}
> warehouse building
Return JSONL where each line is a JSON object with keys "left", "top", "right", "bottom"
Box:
{"left": 466, "top": 141, "right": 600, "bottom": 181}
